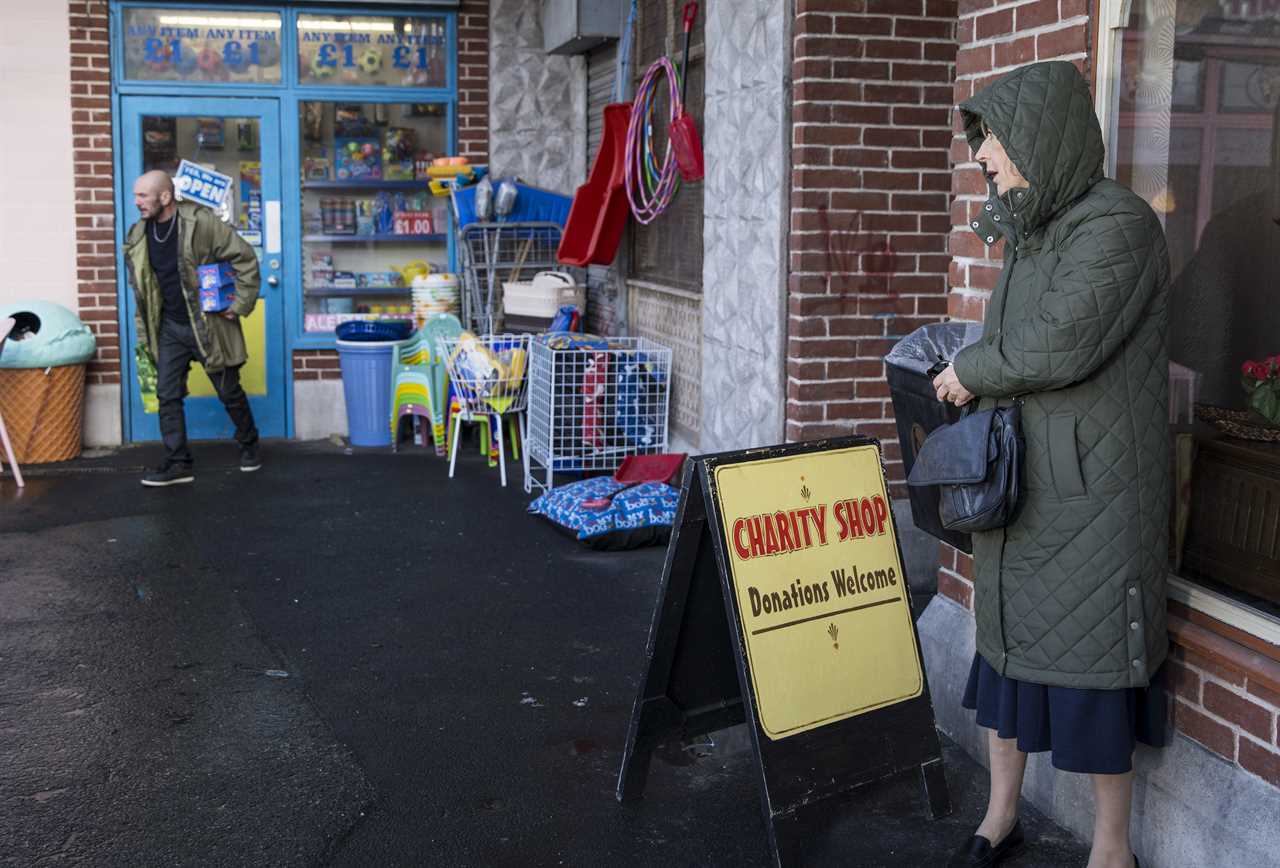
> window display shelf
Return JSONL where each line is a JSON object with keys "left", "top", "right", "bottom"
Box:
{"left": 306, "top": 286, "right": 411, "bottom": 296}
{"left": 303, "top": 180, "right": 433, "bottom": 191}
{"left": 303, "top": 233, "right": 447, "bottom": 243}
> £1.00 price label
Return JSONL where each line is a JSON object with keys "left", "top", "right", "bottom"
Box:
{"left": 394, "top": 212, "right": 434, "bottom": 236}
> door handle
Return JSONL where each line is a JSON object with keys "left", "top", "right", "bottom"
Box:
{"left": 267, "top": 276, "right": 279, "bottom": 287}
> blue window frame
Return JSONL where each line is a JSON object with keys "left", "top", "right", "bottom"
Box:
{"left": 111, "top": 1, "right": 461, "bottom": 370}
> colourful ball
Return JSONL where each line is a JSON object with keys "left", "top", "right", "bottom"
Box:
{"left": 174, "top": 42, "right": 198, "bottom": 74}
{"left": 346, "top": 141, "right": 359, "bottom": 154}
{"left": 197, "top": 47, "right": 222, "bottom": 73}
{"left": 361, "top": 143, "right": 376, "bottom": 157}
{"left": 309, "top": 52, "right": 335, "bottom": 79}
{"left": 358, "top": 47, "right": 382, "bottom": 75}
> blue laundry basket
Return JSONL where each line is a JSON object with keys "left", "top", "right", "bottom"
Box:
{"left": 337, "top": 338, "right": 402, "bottom": 447}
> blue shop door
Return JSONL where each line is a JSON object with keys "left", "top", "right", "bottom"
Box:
{"left": 119, "top": 96, "right": 287, "bottom": 441}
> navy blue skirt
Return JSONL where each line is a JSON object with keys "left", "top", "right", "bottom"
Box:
{"left": 961, "top": 653, "right": 1167, "bottom": 774}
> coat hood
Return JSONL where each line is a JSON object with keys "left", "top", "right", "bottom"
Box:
{"left": 959, "top": 61, "right": 1105, "bottom": 235}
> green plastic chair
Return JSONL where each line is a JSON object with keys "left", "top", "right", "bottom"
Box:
{"left": 422, "top": 314, "right": 463, "bottom": 451}
{"left": 390, "top": 314, "right": 462, "bottom": 455}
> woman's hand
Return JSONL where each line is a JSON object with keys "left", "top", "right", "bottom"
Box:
{"left": 932, "top": 365, "right": 975, "bottom": 407}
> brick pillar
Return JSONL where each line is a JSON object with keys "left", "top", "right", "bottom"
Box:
{"left": 938, "top": 0, "right": 1089, "bottom": 609}
{"left": 457, "top": 0, "right": 490, "bottom": 164}
{"left": 70, "top": 0, "right": 119, "bottom": 387}
{"left": 787, "top": 0, "right": 958, "bottom": 496}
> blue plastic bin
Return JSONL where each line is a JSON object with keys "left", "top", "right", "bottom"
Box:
{"left": 337, "top": 338, "right": 402, "bottom": 447}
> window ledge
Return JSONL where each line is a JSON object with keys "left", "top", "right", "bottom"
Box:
{"left": 1167, "top": 612, "right": 1280, "bottom": 695}
{"left": 1168, "top": 574, "right": 1280, "bottom": 651}
{"left": 625, "top": 279, "right": 702, "bottom": 303}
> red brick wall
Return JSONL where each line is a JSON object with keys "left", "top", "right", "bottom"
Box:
{"left": 457, "top": 0, "right": 490, "bottom": 164}
{"left": 70, "top": 0, "right": 118, "bottom": 387}
{"left": 1165, "top": 605, "right": 1280, "bottom": 789}
{"left": 786, "top": 0, "right": 958, "bottom": 495}
{"left": 291, "top": 350, "right": 342, "bottom": 382}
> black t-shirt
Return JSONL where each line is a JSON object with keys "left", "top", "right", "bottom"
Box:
{"left": 146, "top": 215, "right": 187, "bottom": 323}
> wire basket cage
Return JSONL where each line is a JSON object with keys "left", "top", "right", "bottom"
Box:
{"left": 439, "top": 333, "right": 532, "bottom": 418}
{"left": 526, "top": 336, "right": 673, "bottom": 493}
{"left": 440, "top": 332, "right": 533, "bottom": 488}
{"left": 455, "top": 222, "right": 564, "bottom": 334}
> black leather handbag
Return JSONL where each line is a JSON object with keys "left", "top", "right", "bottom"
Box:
{"left": 906, "top": 401, "right": 1024, "bottom": 533}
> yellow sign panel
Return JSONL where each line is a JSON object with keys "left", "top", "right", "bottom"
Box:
{"left": 188, "top": 305, "right": 267, "bottom": 397}
{"left": 712, "top": 445, "right": 922, "bottom": 740}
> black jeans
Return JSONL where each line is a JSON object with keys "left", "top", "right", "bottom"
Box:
{"left": 156, "top": 317, "right": 258, "bottom": 466}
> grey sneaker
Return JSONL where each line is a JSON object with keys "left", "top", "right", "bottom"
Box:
{"left": 240, "top": 444, "right": 262, "bottom": 473}
{"left": 141, "top": 463, "right": 194, "bottom": 487}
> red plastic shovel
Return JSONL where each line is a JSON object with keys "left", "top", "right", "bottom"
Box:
{"left": 670, "top": 2, "right": 704, "bottom": 183}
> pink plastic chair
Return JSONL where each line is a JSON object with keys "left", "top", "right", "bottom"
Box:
{"left": 0, "top": 317, "right": 24, "bottom": 487}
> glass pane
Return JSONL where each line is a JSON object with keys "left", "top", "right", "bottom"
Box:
{"left": 1107, "top": 0, "right": 1280, "bottom": 609}
{"left": 297, "top": 14, "right": 448, "bottom": 88}
{"left": 141, "top": 115, "right": 262, "bottom": 238}
{"left": 121, "top": 8, "right": 282, "bottom": 83}
{"left": 299, "top": 102, "right": 452, "bottom": 334}
{"left": 1219, "top": 61, "right": 1280, "bottom": 113}
{"left": 137, "top": 113, "right": 268, "bottom": 396}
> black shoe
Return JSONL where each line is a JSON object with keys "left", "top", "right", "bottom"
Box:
{"left": 946, "top": 819, "right": 1024, "bottom": 867}
{"left": 239, "top": 444, "right": 262, "bottom": 473}
{"left": 141, "top": 463, "right": 194, "bottom": 487}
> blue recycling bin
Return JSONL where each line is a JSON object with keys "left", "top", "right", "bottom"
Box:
{"left": 336, "top": 338, "right": 401, "bottom": 447}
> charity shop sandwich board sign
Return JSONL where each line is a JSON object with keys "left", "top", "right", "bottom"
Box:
{"left": 617, "top": 437, "right": 950, "bottom": 868}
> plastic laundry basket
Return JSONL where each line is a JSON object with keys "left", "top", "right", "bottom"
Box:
{"left": 884, "top": 322, "right": 984, "bottom": 554}
{"left": 337, "top": 339, "right": 402, "bottom": 447}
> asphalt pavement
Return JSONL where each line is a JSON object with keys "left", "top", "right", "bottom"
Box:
{"left": 0, "top": 440, "right": 1089, "bottom": 867}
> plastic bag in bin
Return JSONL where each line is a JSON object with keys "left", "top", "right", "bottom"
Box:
{"left": 884, "top": 322, "right": 984, "bottom": 376}
{"left": 884, "top": 322, "right": 984, "bottom": 553}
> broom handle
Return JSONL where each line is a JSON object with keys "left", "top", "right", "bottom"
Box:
{"left": 680, "top": 2, "right": 697, "bottom": 104}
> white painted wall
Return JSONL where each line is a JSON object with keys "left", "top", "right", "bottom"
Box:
{"left": 0, "top": 0, "right": 78, "bottom": 310}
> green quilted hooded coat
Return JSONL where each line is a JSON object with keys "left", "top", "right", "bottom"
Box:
{"left": 951, "top": 61, "right": 1171, "bottom": 689}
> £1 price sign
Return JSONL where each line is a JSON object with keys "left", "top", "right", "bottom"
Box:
{"left": 394, "top": 212, "right": 434, "bottom": 236}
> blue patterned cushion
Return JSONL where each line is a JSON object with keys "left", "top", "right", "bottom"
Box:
{"left": 529, "top": 476, "right": 679, "bottom": 548}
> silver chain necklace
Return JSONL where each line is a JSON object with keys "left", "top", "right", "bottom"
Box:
{"left": 151, "top": 213, "right": 177, "bottom": 243}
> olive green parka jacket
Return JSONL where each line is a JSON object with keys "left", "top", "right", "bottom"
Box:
{"left": 124, "top": 199, "right": 260, "bottom": 372}
{"left": 952, "top": 61, "right": 1171, "bottom": 689}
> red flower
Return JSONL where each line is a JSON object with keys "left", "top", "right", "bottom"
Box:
{"left": 1243, "top": 361, "right": 1269, "bottom": 380}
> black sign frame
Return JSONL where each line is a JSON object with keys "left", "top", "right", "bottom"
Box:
{"left": 617, "top": 437, "right": 951, "bottom": 867}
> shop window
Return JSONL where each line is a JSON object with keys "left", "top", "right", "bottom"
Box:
{"left": 1108, "top": 1, "right": 1280, "bottom": 616}
{"left": 120, "top": 8, "right": 283, "bottom": 84}
{"left": 298, "top": 101, "right": 450, "bottom": 334}
{"left": 296, "top": 13, "right": 448, "bottom": 89}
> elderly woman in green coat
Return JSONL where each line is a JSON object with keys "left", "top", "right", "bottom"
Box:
{"left": 931, "top": 62, "right": 1170, "bottom": 868}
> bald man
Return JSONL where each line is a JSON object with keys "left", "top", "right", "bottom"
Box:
{"left": 123, "top": 170, "right": 262, "bottom": 486}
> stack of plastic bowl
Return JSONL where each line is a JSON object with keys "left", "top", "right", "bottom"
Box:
{"left": 411, "top": 273, "right": 461, "bottom": 325}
